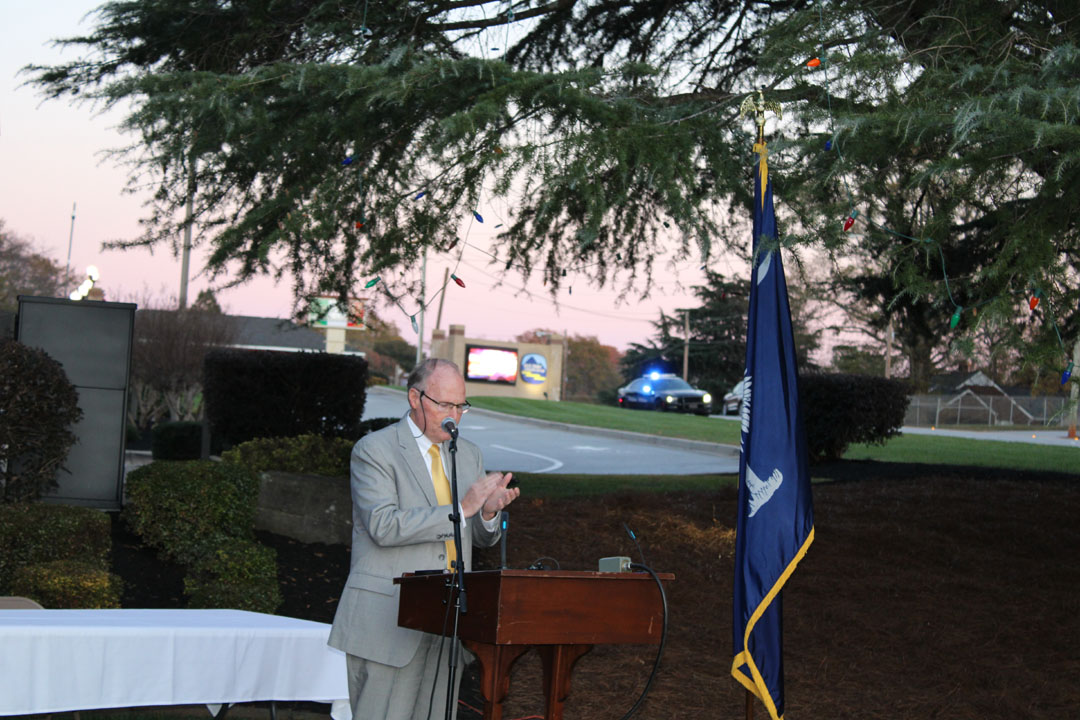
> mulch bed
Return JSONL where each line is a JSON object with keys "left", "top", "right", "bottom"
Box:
{"left": 110, "top": 460, "right": 1080, "bottom": 719}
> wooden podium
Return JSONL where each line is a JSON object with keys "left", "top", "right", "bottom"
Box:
{"left": 395, "top": 569, "right": 673, "bottom": 720}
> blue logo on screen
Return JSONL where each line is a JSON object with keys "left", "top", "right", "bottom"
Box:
{"left": 520, "top": 353, "right": 548, "bottom": 385}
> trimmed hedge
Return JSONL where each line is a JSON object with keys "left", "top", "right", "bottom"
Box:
{"left": 203, "top": 348, "right": 368, "bottom": 447}
{"left": 11, "top": 559, "right": 122, "bottom": 609}
{"left": 221, "top": 418, "right": 400, "bottom": 477}
{"left": 152, "top": 420, "right": 204, "bottom": 460}
{"left": 0, "top": 338, "right": 83, "bottom": 502}
{"left": 222, "top": 434, "right": 355, "bottom": 477}
{"left": 184, "top": 538, "right": 282, "bottom": 613}
{"left": 0, "top": 503, "right": 111, "bottom": 592}
{"left": 800, "top": 373, "right": 910, "bottom": 462}
{"left": 358, "top": 417, "right": 400, "bottom": 436}
{"left": 123, "top": 460, "right": 259, "bottom": 565}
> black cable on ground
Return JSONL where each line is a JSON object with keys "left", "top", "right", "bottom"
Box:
{"left": 619, "top": 563, "right": 668, "bottom": 720}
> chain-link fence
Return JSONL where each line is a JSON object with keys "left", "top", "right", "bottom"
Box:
{"left": 905, "top": 393, "right": 1071, "bottom": 426}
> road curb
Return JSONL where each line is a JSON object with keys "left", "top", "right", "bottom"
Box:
{"left": 466, "top": 406, "right": 740, "bottom": 458}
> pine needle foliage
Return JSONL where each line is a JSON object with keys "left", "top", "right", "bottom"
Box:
{"left": 750, "top": 0, "right": 1079, "bottom": 383}
{"left": 22, "top": 0, "right": 1079, "bottom": 382}
{"left": 24, "top": 0, "right": 792, "bottom": 310}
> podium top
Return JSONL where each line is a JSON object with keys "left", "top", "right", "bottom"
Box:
{"left": 396, "top": 569, "right": 673, "bottom": 645}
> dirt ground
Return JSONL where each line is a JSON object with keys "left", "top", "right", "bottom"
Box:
{"left": 111, "top": 459, "right": 1080, "bottom": 720}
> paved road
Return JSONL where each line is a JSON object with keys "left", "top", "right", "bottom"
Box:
{"left": 363, "top": 388, "right": 738, "bottom": 475}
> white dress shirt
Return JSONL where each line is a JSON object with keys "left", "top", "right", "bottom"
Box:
{"left": 406, "top": 415, "right": 499, "bottom": 532}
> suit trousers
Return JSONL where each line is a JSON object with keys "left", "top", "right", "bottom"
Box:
{"left": 346, "top": 632, "right": 462, "bottom": 720}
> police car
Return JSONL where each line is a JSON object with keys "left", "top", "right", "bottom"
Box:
{"left": 616, "top": 372, "right": 713, "bottom": 415}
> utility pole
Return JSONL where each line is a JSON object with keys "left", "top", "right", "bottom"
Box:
{"left": 1069, "top": 337, "right": 1079, "bottom": 440}
{"left": 676, "top": 308, "right": 692, "bottom": 381}
{"left": 435, "top": 267, "right": 449, "bottom": 330}
{"left": 179, "top": 160, "right": 196, "bottom": 309}
{"left": 179, "top": 141, "right": 197, "bottom": 309}
{"left": 415, "top": 251, "right": 427, "bottom": 368}
{"left": 560, "top": 328, "right": 568, "bottom": 401}
{"left": 884, "top": 316, "right": 894, "bottom": 378}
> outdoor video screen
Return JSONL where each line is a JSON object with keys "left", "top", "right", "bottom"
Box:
{"left": 465, "top": 345, "right": 519, "bottom": 385}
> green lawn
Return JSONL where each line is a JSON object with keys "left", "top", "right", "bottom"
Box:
{"left": 844, "top": 433, "right": 1078, "bottom": 474}
{"left": 468, "top": 396, "right": 743, "bottom": 445}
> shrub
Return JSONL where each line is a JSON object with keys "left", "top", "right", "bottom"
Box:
{"left": 0, "top": 503, "right": 110, "bottom": 592}
{"left": 203, "top": 348, "right": 368, "bottom": 447}
{"left": 357, "top": 416, "right": 399, "bottom": 437}
{"left": 11, "top": 559, "right": 122, "bottom": 608}
{"left": 151, "top": 420, "right": 204, "bottom": 460}
{"left": 799, "top": 373, "right": 910, "bottom": 462}
{"left": 184, "top": 538, "right": 282, "bottom": 613}
{"left": 0, "top": 338, "right": 83, "bottom": 502}
{"left": 222, "top": 433, "right": 354, "bottom": 477}
{"left": 123, "top": 460, "right": 259, "bottom": 565}
{"left": 221, "top": 418, "right": 399, "bottom": 477}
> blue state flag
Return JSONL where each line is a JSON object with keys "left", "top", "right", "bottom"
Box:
{"left": 731, "top": 143, "right": 815, "bottom": 720}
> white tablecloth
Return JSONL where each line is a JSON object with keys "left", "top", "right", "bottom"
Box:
{"left": 0, "top": 609, "right": 350, "bottom": 718}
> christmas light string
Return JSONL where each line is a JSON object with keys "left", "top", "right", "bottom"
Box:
{"left": 333, "top": 11, "right": 728, "bottom": 343}
{"left": 454, "top": 256, "right": 664, "bottom": 323}
{"left": 809, "top": 0, "right": 1075, "bottom": 383}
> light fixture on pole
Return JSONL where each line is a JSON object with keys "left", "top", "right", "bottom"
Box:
{"left": 69, "top": 265, "right": 100, "bottom": 301}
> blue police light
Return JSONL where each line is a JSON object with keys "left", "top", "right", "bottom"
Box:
{"left": 649, "top": 371, "right": 660, "bottom": 380}
{"left": 643, "top": 384, "right": 652, "bottom": 394}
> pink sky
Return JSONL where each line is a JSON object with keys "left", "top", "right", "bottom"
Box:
{"left": 1, "top": 1, "right": 746, "bottom": 352}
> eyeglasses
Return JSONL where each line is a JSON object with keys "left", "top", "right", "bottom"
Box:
{"left": 418, "top": 390, "right": 471, "bottom": 414}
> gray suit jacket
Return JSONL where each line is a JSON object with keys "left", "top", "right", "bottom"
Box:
{"left": 328, "top": 417, "right": 500, "bottom": 667}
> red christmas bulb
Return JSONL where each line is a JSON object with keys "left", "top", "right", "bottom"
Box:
{"left": 1029, "top": 289, "right": 1041, "bottom": 311}
{"left": 842, "top": 209, "right": 859, "bottom": 232}
{"left": 355, "top": 221, "right": 364, "bottom": 229}
{"left": 451, "top": 274, "right": 466, "bottom": 288}
{"left": 806, "top": 58, "right": 821, "bottom": 68}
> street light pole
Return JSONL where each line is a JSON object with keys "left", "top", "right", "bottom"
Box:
{"left": 64, "top": 202, "right": 76, "bottom": 293}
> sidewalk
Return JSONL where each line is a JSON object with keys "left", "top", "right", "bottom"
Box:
{"left": 901, "top": 425, "right": 1080, "bottom": 448}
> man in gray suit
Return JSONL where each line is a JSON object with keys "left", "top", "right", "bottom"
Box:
{"left": 329, "top": 358, "right": 519, "bottom": 720}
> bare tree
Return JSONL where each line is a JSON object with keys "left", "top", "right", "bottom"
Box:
{"left": 0, "top": 220, "right": 66, "bottom": 312}
{"left": 130, "top": 294, "right": 237, "bottom": 429}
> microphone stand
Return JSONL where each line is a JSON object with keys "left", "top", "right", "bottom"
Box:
{"left": 444, "top": 428, "right": 467, "bottom": 720}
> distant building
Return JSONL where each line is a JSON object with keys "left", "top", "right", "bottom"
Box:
{"left": 0, "top": 310, "right": 14, "bottom": 340}
{"left": 134, "top": 310, "right": 364, "bottom": 356}
{"left": 924, "top": 368, "right": 1035, "bottom": 425}
{"left": 430, "top": 324, "right": 565, "bottom": 401}
{"left": 226, "top": 314, "right": 362, "bottom": 355}
{"left": 927, "top": 369, "right": 1000, "bottom": 394}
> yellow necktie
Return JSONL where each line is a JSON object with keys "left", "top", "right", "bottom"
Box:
{"left": 427, "top": 445, "right": 457, "bottom": 571}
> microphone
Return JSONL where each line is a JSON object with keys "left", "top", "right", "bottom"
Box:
{"left": 441, "top": 417, "right": 459, "bottom": 438}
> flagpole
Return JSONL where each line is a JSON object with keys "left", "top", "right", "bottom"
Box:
{"left": 733, "top": 87, "right": 810, "bottom": 720}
